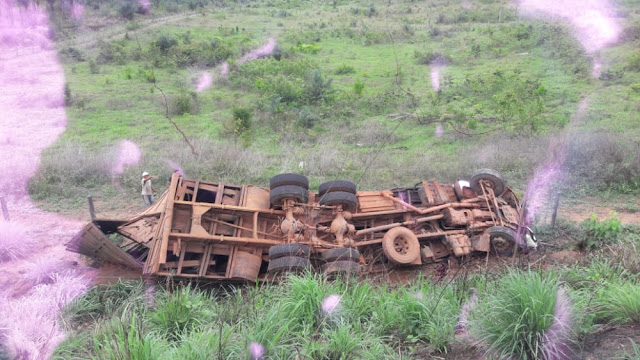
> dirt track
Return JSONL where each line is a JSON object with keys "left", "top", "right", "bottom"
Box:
{"left": 0, "top": 3, "right": 89, "bottom": 358}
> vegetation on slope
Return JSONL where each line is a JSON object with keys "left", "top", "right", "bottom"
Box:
{"left": 26, "top": 0, "right": 640, "bottom": 214}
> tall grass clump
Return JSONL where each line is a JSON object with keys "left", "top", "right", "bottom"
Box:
{"left": 370, "top": 278, "right": 464, "bottom": 352}
{"left": 163, "top": 325, "right": 236, "bottom": 360}
{"left": 91, "top": 313, "right": 165, "bottom": 360}
{"left": 147, "top": 285, "right": 212, "bottom": 342}
{"left": 280, "top": 272, "right": 328, "bottom": 329}
{"left": 63, "top": 280, "right": 146, "bottom": 329}
{"left": 595, "top": 282, "right": 640, "bottom": 325}
{"left": 471, "top": 270, "right": 560, "bottom": 359}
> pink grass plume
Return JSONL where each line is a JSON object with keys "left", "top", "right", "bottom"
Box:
{"left": 321, "top": 294, "right": 341, "bottom": 314}
{"left": 249, "top": 342, "right": 265, "bottom": 360}
{"left": 542, "top": 288, "right": 574, "bottom": 360}
{"left": 196, "top": 72, "right": 212, "bottom": 92}
{"left": 220, "top": 61, "right": 230, "bottom": 78}
{"left": 238, "top": 38, "right": 276, "bottom": 65}
{"left": 112, "top": 140, "right": 142, "bottom": 176}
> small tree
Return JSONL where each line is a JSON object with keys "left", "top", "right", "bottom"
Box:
{"left": 155, "top": 35, "right": 178, "bottom": 54}
{"left": 230, "top": 107, "right": 252, "bottom": 147}
{"left": 305, "top": 70, "right": 333, "bottom": 103}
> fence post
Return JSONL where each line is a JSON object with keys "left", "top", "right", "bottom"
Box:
{"left": 0, "top": 196, "right": 9, "bottom": 221}
{"left": 550, "top": 191, "right": 561, "bottom": 229}
{"left": 87, "top": 195, "right": 96, "bottom": 220}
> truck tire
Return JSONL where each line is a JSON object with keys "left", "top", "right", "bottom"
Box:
{"left": 470, "top": 169, "right": 505, "bottom": 197}
{"left": 269, "top": 243, "right": 310, "bottom": 260}
{"left": 270, "top": 173, "right": 309, "bottom": 190}
{"left": 270, "top": 185, "right": 309, "bottom": 206}
{"left": 318, "top": 191, "right": 358, "bottom": 212}
{"left": 267, "top": 256, "right": 311, "bottom": 273}
{"left": 382, "top": 227, "right": 420, "bottom": 264}
{"left": 488, "top": 226, "right": 517, "bottom": 256}
{"left": 321, "top": 248, "right": 360, "bottom": 262}
{"left": 318, "top": 180, "right": 357, "bottom": 196}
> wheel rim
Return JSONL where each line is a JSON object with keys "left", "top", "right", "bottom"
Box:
{"left": 492, "top": 236, "right": 513, "bottom": 253}
{"left": 393, "top": 236, "right": 410, "bottom": 255}
{"left": 480, "top": 179, "right": 496, "bottom": 191}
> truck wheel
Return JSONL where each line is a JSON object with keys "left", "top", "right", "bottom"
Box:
{"left": 318, "top": 191, "right": 357, "bottom": 212}
{"left": 267, "top": 256, "right": 311, "bottom": 273}
{"left": 321, "top": 260, "right": 360, "bottom": 276}
{"left": 381, "top": 227, "right": 420, "bottom": 264}
{"left": 321, "top": 248, "right": 360, "bottom": 262}
{"left": 318, "top": 180, "right": 357, "bottom": 196}
{"left": 470, "top": 169, "right": 505, "bottom": 197}
{"left": 270, "top": 185, "right": 309, "bottom": 206}
{"left": 488, "top": 226, "right": 517, "bottom": 256}
{"left": 270, "top": 173, "right": 309, "bottom": 190}
{"left": 269, "top": 243, "right": 310, "bottom": 260}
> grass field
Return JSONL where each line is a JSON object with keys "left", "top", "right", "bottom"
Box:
{"left": 27, "top": 0, "right": 640, "bottom": 214}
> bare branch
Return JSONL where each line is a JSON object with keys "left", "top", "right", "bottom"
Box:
{"left": 134, "top": 33, "right": 198, "bottom": 157}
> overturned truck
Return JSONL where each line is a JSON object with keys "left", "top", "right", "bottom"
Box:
{"left": 68, "top": 170, "right": 535, "bottom": 281}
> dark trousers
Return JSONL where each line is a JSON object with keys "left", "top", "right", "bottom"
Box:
{"left": 142, "top": 195, "right": 153, "bottom": 206}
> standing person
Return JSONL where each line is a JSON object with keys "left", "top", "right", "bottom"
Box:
{"left": 141, "top": 171, "right": 157, "bottom": 206}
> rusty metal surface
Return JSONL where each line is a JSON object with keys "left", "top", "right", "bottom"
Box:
{"left": 68, "top": 171, "right": 530, "bottom": 282}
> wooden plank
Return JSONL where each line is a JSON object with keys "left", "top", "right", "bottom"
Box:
{"left": 422, "top": 180, "right": 434, "bottom": 204}
{"left": 192, "top": 180, "right": 200, "bottom": 203}
{"left": 176, "top": 243, "right": 186, "bottom": 275}
{"left": 159, "top": 173, "right": 180, "bottom": 265}
{"left": 433, "top": 179, "right": 449, "bottom": 203}
{"left": 67, "top": 223, "right": 141, "bottom": 269}
{"left": 215, "top": 183, "right": 224, "bottom": 204}
{"left": 198, "top": 244, "right": 212, "bottom": 277}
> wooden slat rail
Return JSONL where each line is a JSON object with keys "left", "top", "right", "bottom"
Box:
{"left": 168, "top": 232, "right": 282, "bottom": 246}
{"left": 173, "top": 200, "right": 284, "bottom": 215}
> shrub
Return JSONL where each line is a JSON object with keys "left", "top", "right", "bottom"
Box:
{"left": 89, "top": 59, "right": 99, "bottom": 74}
{"left": 471, "top": 271, "right": 559, "bottom": 360}
{"left": 64, "top": 83, "right": 72, "bottom": 106}
{"left": 142, "top": 69, "right": 155, "bottom": 83}
{"left": 296, "top": 107, "right": 319, "bottom": 129}
{"left": 335, "top": 64, "right": 356, "bottom": 75}
{"left": 626, "top": 52, "right": 640, "bottom": 72}
{"left": 293, "top": 43, "right": 321, "bottom": 54}
{"left": 577, "top": 212, "right": 622, "bottom": 250}
{"left": 255, "top": 75, "right": 304, "bottom": 104}
{"left": 172, "top": 92, "right": 196, "bottom": 115}
{"left": 156, "top": 35, "right": 178, "bottom": 54}
{"left": 231, "top": 107, "right": 252, "bottom": 133}
{"left": 118, "top": 2, "right": 135, "bottom": 20}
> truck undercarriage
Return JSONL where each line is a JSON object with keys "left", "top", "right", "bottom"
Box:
{"left": 67, "top": 169, "right": 534, "bottom": 282}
